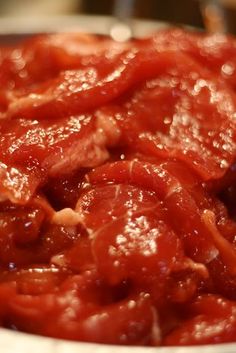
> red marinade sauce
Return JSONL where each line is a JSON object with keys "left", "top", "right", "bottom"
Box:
{"left": 1, "top": 29, "right": 236, "bottom": 346}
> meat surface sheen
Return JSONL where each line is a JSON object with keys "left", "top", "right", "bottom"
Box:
{"left": 1, "top": 29, "right": 236, "bottom": 346}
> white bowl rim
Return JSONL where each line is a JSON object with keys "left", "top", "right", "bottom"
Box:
{"left": 0, "top": 14, "right": 170, "bottom": 37}
{"left": 1, "top": 327, "right": 236, "bottom": 353}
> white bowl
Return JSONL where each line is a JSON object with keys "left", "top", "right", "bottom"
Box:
{"left": 0, "top": 14, "right": 169, "bottom": 37}
{"left": 0, "top": 14, "right": 235, "bottom": 353}
{"left": 1, "top": 326, "right": 236, "bottom": 353}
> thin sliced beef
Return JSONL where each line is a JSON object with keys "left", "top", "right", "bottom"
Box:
{"left": 98, "top": 55, "right": 236, "bottom": 180}
{"left": 87, "top": 160, "right": 217, "bottom": 263}
{"left": 1, "top": 269, "right": 156, "bottom": 344}
{"left": 142, "top": 29, "right": 236, "bottom": 89}
{"left": 0, "top": 113, "right": 120, "bottom": 203}
{"left": 0, "top": 33, "right": 129, "bottom": 90}
{"left": 1, "top": 30, "right": 236, "bottom": 347}
{"left": 164, "top": 295, "right": 236, "bottom": 345}
{"left": 76, "top": 184, "right": 184, "bottom": 286}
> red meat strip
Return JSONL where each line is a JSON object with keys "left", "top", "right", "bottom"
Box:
{"left": 0, "top": 33, "right": 129, "bottom": 90}
{"left": 87, "top": 160, "right": 217, "bottom": 263}
{"left": 0, "top": 199, "right": 80, "bottom": 267}
{"left": 164, "top": 294, "right": 236, "bottom": 345}
{"left": 75, "top": 184, "right": 184, "bottom": 286}
{"left": 1, "top": 37, "right": 236, "bottom": 207}
{"left": 0, "top": 162, "right": 40, "bottom": 204}
{"left": 1, "top": 269, "right": 157, "bottom": 345}
{"left": 98, "top": 54, "right": 236, "bottom": 181}
{"left": 0, "top": 112, "right": 120, "bottom": 203}
{"left": 87, "top": 160, "right": 236, "bottom": 301}
{"left": 1, "top": 30, "right": 236, "bottom": 346}
{"left": 142, "top": 29, "right": 236, "bottom": 89}
{"left": 3, "top": 50, "right": 189, "bottom": 120}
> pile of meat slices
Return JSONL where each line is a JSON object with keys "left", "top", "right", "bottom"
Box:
{"left": 2, "top": 28, "right": 236, "bottom": 346}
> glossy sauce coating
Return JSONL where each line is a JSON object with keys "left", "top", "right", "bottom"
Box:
{"left": 1, "top": 29, "right": 236, "bottom": 346}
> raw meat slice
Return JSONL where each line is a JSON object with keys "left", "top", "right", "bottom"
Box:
{"left": 99, "top": 56, "right": 236, "bottom": 180}
{"left": 87, "top": 160, "right": 217, "bottom": 263}
{"left": 0, "top": 33, "right": 129, "bottom": 90}
{"left": 0, "top": 113, "right": 120, "bottom": 203}
{"left": 1, "top": 29, "right": 236, "bottom": 347}
{"left": 2, "top": 269, "right": 156, "bottom": 344}
{"left": 76, "top": 184, "right": 184, "bottom": 285}
{"left": 151, "top": 29, "right": 236, "bottom": 89}
{"left": 164, "top": 295, "right": 236, "bottom": 345}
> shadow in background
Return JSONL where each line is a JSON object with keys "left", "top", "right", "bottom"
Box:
{"left": 80, "top": 0, "right": 204, "bottom": 28}
{"left": 224, "top": 2, "right": 236, "bottom": 33}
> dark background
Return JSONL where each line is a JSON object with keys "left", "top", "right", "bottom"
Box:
{"left": 0, "top": 0, "right": 236, "bottom": 34}
{"left": 81, "top": 0, "right": 204, "bottom": 28}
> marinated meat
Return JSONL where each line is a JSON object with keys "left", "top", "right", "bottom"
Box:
{"left": 1, "top": 29, "right": 236, "bottom": 346}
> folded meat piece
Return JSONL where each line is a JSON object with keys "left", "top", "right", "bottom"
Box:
{"left": 164, "top": 294, "right": 236, "bottom": 345}
{"left": 0, "top": 112, "right": 121, "bottom": 203}
{"left": 0, "top": 33, "right": 129, "bottom": 90}
{"left": 140, "top": 28, "right": 236, "bottom": 89}
{"left": 1, "top": 47, "right": 236, "bottom": 202}
{"left": 97, "top": 54, "right": 236, "bottom": 180}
